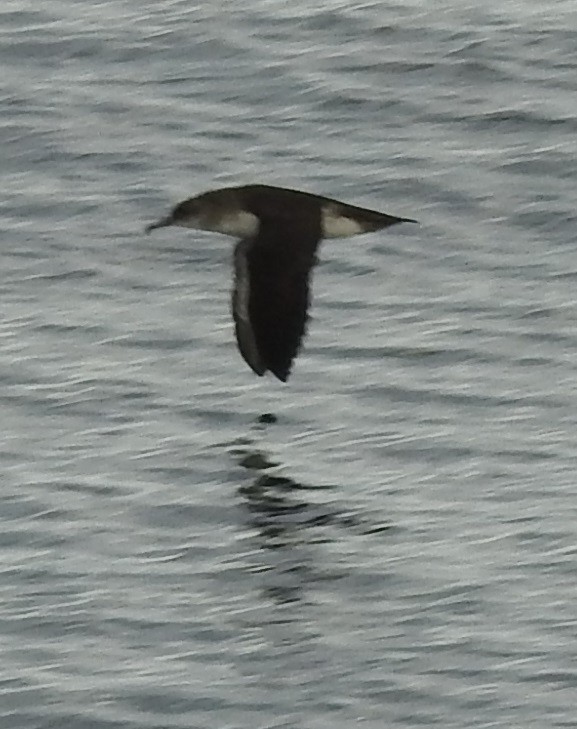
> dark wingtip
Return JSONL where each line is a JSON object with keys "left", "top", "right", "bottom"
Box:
{"left": 271, "top": 368, "right": 290, "bottom": 383}
{"left": 373, "top": 213, "right": 418, "bottom": 230}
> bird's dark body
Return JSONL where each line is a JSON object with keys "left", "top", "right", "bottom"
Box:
{"left": 146, "top": 184, "right": 415, "bottom": 381}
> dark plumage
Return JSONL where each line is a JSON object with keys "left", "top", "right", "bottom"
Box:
{"left": 146, "top": 184, "right": 416, "bottom": 381}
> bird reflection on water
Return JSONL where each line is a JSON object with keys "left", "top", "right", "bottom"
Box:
{"left": 230, "top": 413, "right": 391, "bottom": 605}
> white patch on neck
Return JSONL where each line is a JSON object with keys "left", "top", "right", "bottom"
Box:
{"left": 175, "top": 210, "right": 259, "bottom": 238}
{"left": 321, "top": 206, "right": 364, "bottom": 238}
{"left": 209, "top": 211, "right": 259, "bottom": 238}
{"left": 219, "top": 211, "right": 259, "bottom": 237}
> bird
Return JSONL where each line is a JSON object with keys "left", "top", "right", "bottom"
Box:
{"left": 146, "top": 184, "right": 416, "bottom": 382}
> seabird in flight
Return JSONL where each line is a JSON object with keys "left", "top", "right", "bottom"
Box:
{"left": 146, "top": 184, "right": 415, "bottom": 382}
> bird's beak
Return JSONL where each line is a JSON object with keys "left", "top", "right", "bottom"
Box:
{"left": 145, "top": 215, "right": 172, "bottom": 234}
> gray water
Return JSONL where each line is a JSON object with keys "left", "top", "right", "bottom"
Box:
{"left": 2, "top": 1, "right": 577, "bottom": 727}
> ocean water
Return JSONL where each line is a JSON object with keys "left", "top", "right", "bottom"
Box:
{"left": 2, "top": 1, "right": 577, "bottom": 727}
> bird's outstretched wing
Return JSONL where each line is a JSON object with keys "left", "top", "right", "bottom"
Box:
{"left": 232, "top": 216, "right": 321, "bottom": 382}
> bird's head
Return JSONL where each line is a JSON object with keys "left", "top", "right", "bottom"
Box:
{"left": 146, "top": 189, "right": 258, "bottom": 238}
{"left": 145, "top": 196, "right": 203, "bottom": 234}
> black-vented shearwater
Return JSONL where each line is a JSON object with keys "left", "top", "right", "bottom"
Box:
{"left": 146, "top": 184, "right": 415, "bottom": 382}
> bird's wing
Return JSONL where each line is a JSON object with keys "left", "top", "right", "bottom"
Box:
{"left": 232, "top": 237, "right": 267, "bottom": 377}
{"left": 232, "top": 219, "right": 321, "bottom": 382}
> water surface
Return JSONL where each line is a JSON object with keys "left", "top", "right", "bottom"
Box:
{"left": 2, "top": 1, "right": 577, "bottom": 727}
